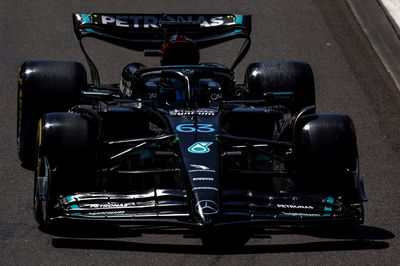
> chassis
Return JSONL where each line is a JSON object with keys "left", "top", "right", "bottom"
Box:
{"left": 17, "top": 13, "right": 366, "bottom": 230}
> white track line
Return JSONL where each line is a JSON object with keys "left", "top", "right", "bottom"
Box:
{"left": 378, "top": 0, "right": 400, "bottom": 35}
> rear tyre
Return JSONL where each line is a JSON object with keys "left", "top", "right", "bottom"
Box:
{"left": 295, "top": 114, "right": 360, "bottom": 203}
{"left": 244, "top": 61, "right": 315, "bottom": 112}
{"left": 34, "top": 112, "right": 97, "bottom": 227}
{"left": 17, "top": 60, "right": 87, "bottom": 169}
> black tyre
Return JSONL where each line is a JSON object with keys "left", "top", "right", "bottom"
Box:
{"left": 295, "top": 114, "right": 360, "bottom": 202}
{"left": 34, "top": 112, "right": 96, "bottom": 226}
{"left": 244, "top": 61, "right": 315, "bottom": 112}
{"left": 17, "top": 60, "right": 87, "bottom": 169}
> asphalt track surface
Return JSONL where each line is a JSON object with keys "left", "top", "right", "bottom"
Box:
{"left": 1, "top": 0, "right": 399, "bottom": 265}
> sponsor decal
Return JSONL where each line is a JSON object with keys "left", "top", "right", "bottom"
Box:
{"left": 281, "top": 212, "right": 320, "bottom": 217}
{"left": 190, "top": 164, "right": 210, "bottom": 170}
{"left": 96, "top": 15, "right": 231, "bottom": 28}
{"left": 87, "top": 211, "right": 126, "bottom": 215}
{"left": 181, "top": 69, "right": 194, "bottom": 75}
{"left": 189, "top": 169, "right": 216, "bottom": 173}
{"left": 101, "top": 15, "right": 159, "bottom": 28}
{"left": 176, "top": 124, "right": 215, "bottom": 133}
{"left": 189, "top": 165, "right": 215, "bottom": 172}
{"left": 277, "top": 204, "right": 314, "bottom": 209}
{"left": 196, "top": 200, "right": 218, "bottom": 215}
{"left": 193, "top": 177, "right": 214, "bottom": 181}
{"left": 169, "top": 110, "right": 217, "bottom": 116}
{"left": 89, "top": 203, "right": 131, "bottom": 208}
{"left": 192, "top": 187, "right": 218, "bottom": 191}
{"left": 188, "top": 142, "right": 213, "bottom": 153}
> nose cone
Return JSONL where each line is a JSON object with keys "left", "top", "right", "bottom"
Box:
{"left": 195, "top": 200, "right": 220, "bottom": 225}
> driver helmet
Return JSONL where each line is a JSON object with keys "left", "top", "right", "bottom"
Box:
{"left": 161, "top": 35, "right": 200, "bottom": 65}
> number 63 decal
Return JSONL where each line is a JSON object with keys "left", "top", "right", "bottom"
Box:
{"left": 176, "top": 124, "right": 215, "bottom": 133}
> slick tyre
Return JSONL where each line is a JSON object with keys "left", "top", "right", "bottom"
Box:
{"left": 34, "top": 112, "right": 97, "bottom": 227}
{"left": 244, "top": 61, "right": 315, "bottom": 112}
{"left": 17, "top": 60, "right": 87, "bottom": 169}
{"left": 295, "top": 114, "right": 360, "bottom": 202}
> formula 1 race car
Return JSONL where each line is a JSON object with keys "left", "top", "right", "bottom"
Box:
{"left": 17, "top": 13, "right": 366, "bottom": 231}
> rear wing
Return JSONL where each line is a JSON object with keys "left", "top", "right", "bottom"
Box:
{"left": 73, "top": 14, "right": 251, "bottom": 85}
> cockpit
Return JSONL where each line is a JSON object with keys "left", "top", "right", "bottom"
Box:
{"left": 120, "top": 65, "right": 235, "bottom": 109}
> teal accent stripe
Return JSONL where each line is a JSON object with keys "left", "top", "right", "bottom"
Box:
{"left": 326, "top": 197, "right": 335, "bottom": 204}
{"left": 230, "top": 29, "right": 243, "bottom": 35}
{"left": 66, "top": 196, "right": 75, "bottom": 203}
{"left": 323, "top": 197, "right": 334, "bottom": 217}
{"left": 81, "top": 14, "right": 91, "bottom": 23}
{"left": 272, "top": 92, "right": 294, "bottom": 95}
{"left": 236, "top": 15, "right": 243, "bottom": 25}
{"left": 70, "top": 204, "right": 81, "bottom": 215}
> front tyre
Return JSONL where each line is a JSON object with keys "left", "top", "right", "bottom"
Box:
{"left": 295, "top": 114, "right": 362, "bottom": 205}
{"left": 34, "top": 112, "right": 97, "bottom": 227}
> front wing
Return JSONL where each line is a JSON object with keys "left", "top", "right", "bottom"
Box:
{"left": 50, "top": 189, "right": 364, "bottom": 227}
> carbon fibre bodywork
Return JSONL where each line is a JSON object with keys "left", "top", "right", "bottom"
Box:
{"left": 38, "top": 86, "right": 365, "bottom": 227}
{"left": 21, "top": 13, "right": 365, "bottom": 230}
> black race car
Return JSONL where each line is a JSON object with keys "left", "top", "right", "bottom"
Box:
{"left": 17, "top": 13, "right": 366, "bottom": 230}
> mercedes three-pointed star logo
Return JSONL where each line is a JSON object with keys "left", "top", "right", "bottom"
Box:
{"left": 196, "top": 200, "right": 218, "bottom": 215}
